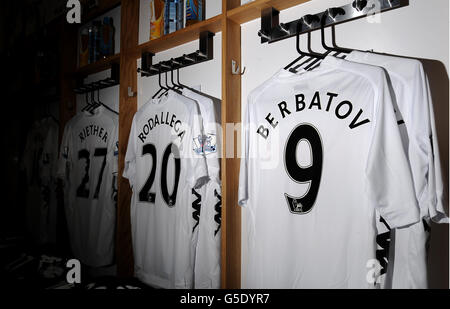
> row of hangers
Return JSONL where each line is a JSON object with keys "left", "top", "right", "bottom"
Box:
{"left": 150, "top": 62, "right": 198, "bottom": 99}
{"left": 81, "top": 83, "right": 119, "bottom": 115}
{"left": 285, "top": 8, "right": 354, "bottom": 73}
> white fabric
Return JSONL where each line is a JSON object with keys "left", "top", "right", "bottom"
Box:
{"left": 238, "top": 56, "right": 419, "bottom": 288}
{"left": 123, "top": 90, "right": 209, "bottom": 289}
{"left": 40, "top": 119, "right": 60, "bottom": 244}
{"left": 22, "top": 118, "right": 59, "bottom": 245}
{"left": 182, "top": 88, "right": 222, "bottom": 289}
{"left": 346, "top": 51, "right": 448, "bottom": 289}
{"left": 57, "top": 106, "right": 118, "bottom": 267}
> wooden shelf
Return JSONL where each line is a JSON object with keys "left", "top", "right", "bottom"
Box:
{"left": 227, "top": 0, "right": 311, "bottom": 24}
{"left": 75, "top": 53, "right": 120, "bottom": 76}
{"left": 129, "top": 14, "right": 223, "bottom": 58}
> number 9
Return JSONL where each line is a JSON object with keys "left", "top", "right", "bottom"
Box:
{"left": 284, "top": 123, "right": 323, "bottom": 214}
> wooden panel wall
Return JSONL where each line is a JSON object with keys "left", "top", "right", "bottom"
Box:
{"left": 116, "top": 0, "right": 139, "bottom": 278}
{"left": 59, "top": 20, "right": 78, "bottom": 143}
{"left": 221, "top": 15, "right": 242, "bottom": 289}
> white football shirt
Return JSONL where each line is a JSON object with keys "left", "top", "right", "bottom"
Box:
{"left": 346, "top": 51, "right": 449, "bottom": 288}
{"left": 182, "top": 88, "right": 222, "bottom": 289}
{"left": 22, "top": 118, "right": 59, "bottom": 245}
{"left": 40, "top": 118, "right": 60, "bottom": 244}
{"left": 238, "top": 56, "right": 420, "bottom": 288}
{"left": 123, "top": 90, "right": 209, "bottom": 289}
{"left": 57, "top": 106, "right": 119, "bottom": 267}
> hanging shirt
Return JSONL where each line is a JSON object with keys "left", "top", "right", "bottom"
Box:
{"left": 238, "top": 56, "right": 419, "bottom": 288}
{"left": 22, "top": 118, "right": 59, "bottom": 245}
{"left": 40, "top": 118, "right": 60, "bottom": 244}
{"left": 57, "top": 106, "right": 119, "bottom": 267}
{"left": 123, "top": 90, "right": 209, "bottom": 289}
{"left": 346, "top": 51, "right": 449, "bottom": 288}
{"left": 182, "top": 88, "right": 222, "bottom": 289}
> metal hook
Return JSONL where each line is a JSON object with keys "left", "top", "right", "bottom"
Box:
{"left": 352, "top": 0, "right": 367, "bottom": 12}
{"left": 196, "top": 50, "right": 208, "bottom": 59}
{"left": 258, "top": 30, "right": 271, "bottom": 41}
{"left": 326, "top": 7, "right": 346, "bottom": 21}
{"left": 160, "top": 62, "right": 171, "bottom": 70}
{"left": 171, "top": 58, "right": 181, "bottom": 66}
{"left": 302, "top": 14, "right": 320, "bottom": 28}
{"left": 183, "top": 54, "right": 195, "bottom": 62}
{"left": 231, "top": 60, "right": 246, "bottom": 76}
{"left": 278, "top": 23, "right": 290, "bottom": 35}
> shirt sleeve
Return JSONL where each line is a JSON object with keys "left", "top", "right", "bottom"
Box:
{"left": 202, "top": 98, "right": 221, "bottom": 185}
{"left": 122, "top": 115, "right": 137, "bottom": 188}
{"left": 194, "top": 181, "right": 222, "bottom": 289}
{"left": 110, "top": 120, "right": 119, "bottom": 175}
{"left": 421, "top": 67, "right": 449, "bottom": 223}
{"left": 238, "top": 99, "right": 251, "bottom": 207}
{"left": 366, "top": 70, "right": 420, "bottom": 229}
{"left": 183, "top": 102, "right": 209, "bottom": 189}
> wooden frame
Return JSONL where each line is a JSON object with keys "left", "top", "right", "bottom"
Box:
{"left": 60, "top": 0, "right": 313, "bottom": 289}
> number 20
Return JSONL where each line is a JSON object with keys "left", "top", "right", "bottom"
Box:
{"left": 139, "top": 143, "right": 181, "bottom": 207}
{"left": 284, "top": 124, "right": 323, "bottom": 214}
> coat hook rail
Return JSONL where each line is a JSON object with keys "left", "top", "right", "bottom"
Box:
{"left": 138, "top": 31, "right": 215, "bottom": 78}
{"left": 259, "top": 0, "right": 409, "bottom": 44}
{"left": 74, "top": 63, "right": 120, "bottom": 94}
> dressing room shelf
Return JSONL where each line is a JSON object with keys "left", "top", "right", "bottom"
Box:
{"left": 75, "top": 53, "right": 121, "bottom": 76}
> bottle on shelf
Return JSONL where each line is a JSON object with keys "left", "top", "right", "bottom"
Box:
{"left": 79, "top": 26, "right": 89, "bottom": 67}
{"left": 88, "top": 21, "right": 102, "bottom": 64}
{"left": 150, "top": 0, "right": 165, "bottom": 40}
{"left": 100, "top": 17, "right": 115, "bottom": 59}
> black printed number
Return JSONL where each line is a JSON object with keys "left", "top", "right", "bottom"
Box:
{"left": 284, "top": 124, "right": 323, "bottom": 214}
{"left": 139, "top": 144, "right": 157, "bottom": 203}
{"left": 139, "top": 143, "right": 181, "bottom": 207}
{"left": 161, "top": 144, "right": 181, "bottom": 207}
{"left": 77, "top": 150, "right": 90, "bottom": 198}
{"left": 76, "top": 148, "right": 108, "bottom": 199}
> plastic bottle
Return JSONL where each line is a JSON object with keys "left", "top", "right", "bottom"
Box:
{"left": 150, "top": 0, "right": 165, "bottom": 40}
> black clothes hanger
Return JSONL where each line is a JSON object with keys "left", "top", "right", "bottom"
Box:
{"left": 82, "top": 85, "right": 94, "bottom": 113}
{"left": 164, "top": 63, "right": 182, "bottom": 95}
{"left": 330, "top": 25, "right": 351, "bottom": 59}
{"left": 94, "top": 85, "right": 119, "bottom": 115}
{"left": 158, "top": 70, "right": 170, "bottom": 98}
{"left": 290, "top": 15, "right": 334, "bottom": 72}
{"left": 88, "top": 83, "right": 101, "bottom": 112}
{"left": 152, "top": 67, "right": 168, "bottom": 99}
{"left": 320, "top": 8, "right": 353, "bottom": 54}
{"left": 285, "top": 17, "right": 318, "bottom": 71}
{"left": 305, "top": 9, "right": 356, "bottom": 72}
{"left": 170, "top": 59, "right": 183, "bottom": 89}
{"left": 301, "top": 10, "right": 349, "bottom": 72}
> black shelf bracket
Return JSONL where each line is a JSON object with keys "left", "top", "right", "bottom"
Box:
{"left": 139, "top": 31, "right": 215, "bottom": 77}
{"left": 258, "top": 0, "right": 409, "bottom": 44}
{"left": 74, "top": 62, "right": 120, "bottom": 94}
